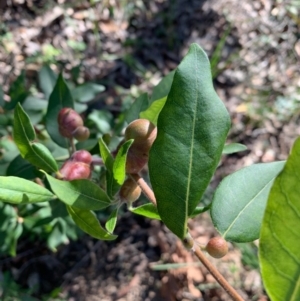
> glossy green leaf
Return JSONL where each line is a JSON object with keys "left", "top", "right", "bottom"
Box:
{"left": 125, "top": 93, "right": 149, "bottom": 123}
{"left": 140, "top": 97, "right": 167, "bottom": 126}
{"left": 105, "top": 207, "right": 118, "bottom": 233}
{"left": 73, "top": 83, "right": 105, "bottom": 102}
{"left": 45, "top": 73, "right": 74, "bottom": 148}
{"left": 45, "top": 173, "right": 111, "bottom": 210}
{"left": 99, "top": 137, "right": 114, "bottom": 172}
{"left": 13, "top": 104, "right": 58, "bottom": 172}
{"left": 150, "top": 70, "right": 175, "bottom": 103}
{"left": 149, "top": 43, "right": 231, "bottom": 239}
{"left": 260, "top": 137, "right": 300, "bottom": 301}
{"left": 222, "top": 143, "right": 247, "bottom": 154}
{"left": 67, "top": 206, "right": 117, "bottom": 240}
{"left": 5, "top": 71, "right": 29, "bottom": 110}
{"left": 6, "top": 154, "right": 38, "bottom": 179}
{"left": 211, "top": 161, "right": 285, "bottom": 242}
{"left": 38, "top": 65, "right": 57, "bottom": 99}
{"left": 0, "top": 176, "right": 54, "bottom": 204}
{"left": 130, "top": 203, "right": 161, "bottom": 220}
{"left": 113, "top": 139, "right": 133, "bottom": 185}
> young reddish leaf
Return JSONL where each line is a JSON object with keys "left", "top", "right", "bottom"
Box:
{"left": 67, "top": 206, "right": 117, "bottom": 240}
{"left": 149, "top": 44, "right": 230, "bottom": 239}
{"left": 260, "top": 137, "right": 300, "bottom": 301}
{"left": 45, "top": 73, "right": 74, "bottom": 148}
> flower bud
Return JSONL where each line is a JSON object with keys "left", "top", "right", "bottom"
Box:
{"left": 205, "top": 237, "right": 228, "bottom": 259}
{"left": 72, "top": 126, "right": 90, "bottom": 142}
{"left": 119, "top": 178, "right": 141, "bottom": 204}
{"left": 125, "top": 146, "right": 149, "bottom": 174}
{"left": 59, "top": 161, "right": 91, "bottom": 181}
{"left": 125, "top": 119, "right": 157, "bottom": 151}
{"left": 58, "top": 108, "right": 83, "bottom": 138}
{"left": 70, "top": 150, "right": 92, "bottom": 164}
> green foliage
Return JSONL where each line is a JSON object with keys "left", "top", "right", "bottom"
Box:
{"left": 211, "top": 161, "right": 285, "bottom": 242}
{"left": 259, "top": 137, "right": 300, "bottom": 301}
{"left": 149, "top": 43, "right": 231, "bottom": 239}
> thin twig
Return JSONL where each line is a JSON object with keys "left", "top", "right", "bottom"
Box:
{"left": 130, "top": 172, "right": 244, "bottom": 301}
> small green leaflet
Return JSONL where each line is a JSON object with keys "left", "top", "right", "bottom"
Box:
{"left": 105, "top": 207, "right": 118, "bottom": 234}
{"left": 130, "top": 203, "right": 161, "bottom": 220}
{"left": 13, "top": 103, "right": 58, "bottom": 172}
{"left": 67, "top": 206, "right": 117, "bottom": 240}
{"left": 0, "top": 176, "right": 54, "bottom": 204}
{"left": 45, "top": 173, "right": 111, "bottom": 210}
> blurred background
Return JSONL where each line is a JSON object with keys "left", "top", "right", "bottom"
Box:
{"left": 0, "top": 0, "right": 299, "bottom": 300}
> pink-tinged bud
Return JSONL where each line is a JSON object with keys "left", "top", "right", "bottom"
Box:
{"left": 70, "top": 150, "right": 92, "bottom": 164}
{"left": 125, "top": 146, "right": 149, "bottom": 174}
{"left": 205, "top": 237, "right": 228, "bottom": 259}
{"left": 72, "top": 126, "right": 90, "bottom": 142}
{"left": 58, "top": 108, "right": 83, "bottom": 138}
{"left": 59, "top": 161, "right": 91, "bottom": 181}
{"left": 119, "top": 178, "right": 141, "bottom": 204}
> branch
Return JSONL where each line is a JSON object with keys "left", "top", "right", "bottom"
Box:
{"left": 130, "top": 172, "right": 244, "bottom": 301}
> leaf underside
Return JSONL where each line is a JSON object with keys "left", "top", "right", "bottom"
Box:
{"left": 149, "top": 43, "right": 230, "bottom": 239}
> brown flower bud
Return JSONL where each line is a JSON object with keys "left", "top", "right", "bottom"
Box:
{"left": 119, "top": 177, "right": 141, "bottom": 204}
{"left": 72, "top": 126, "right": 90, "bottom": 142}
{"left": 58, "top": 108, "right": 83, "bottom": 138}
{"left": 125, "top": 119, "right": 157, "bottom": 151}
{"left": 205, "top": 237, "right": 228, "bottom": 259}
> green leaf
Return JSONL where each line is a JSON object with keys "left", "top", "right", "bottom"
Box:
{"left": 88, "top": 110, "right": 113, "bottom": 134}
{"left": 99, "top": 137, "right": 114, "bottom": 172}
{"left": 125, "top": 93, "right": 149, "bottom": 123}
{"left": 22, "top": 96, "right": 48, "bottom": 111}
{"left": 259, "top": 137, "right": 300, "bottom": 301}
{"left": 67, "top": 206, "right": 117, "bottom": 240}
{"left": 148, "top": 43, "right": 231, "bottom": 239}
{"left": 130, "top": 203, "right": 161, "bottom": 220}
{"left": 150, "top": 70, "right": 175, "bottom": 103}
{"left": 211, "top": 161, "right": 285, "bottom": 242}
{"left": 45, "top": 173, "right": 111, "bottom": 210}
{"left": 0, "top": 85, "right": 4, "bottom": 107}
{"left": 105, "top": 207, "right": 118, "bottom": 233}
{"left": 113, "top": 139, "right": 133, "bottom": 185}
{"left": 38, "top": 65, "right": 57, "bottom": 99}
{"left": 73, "top": 83, "right": 105, "bottom": 102}
{"left": 5, "top": 71, "right": 29, "bottom": 110}
{"left": 6, "top": 154, "right": 38, "bottom": 179}
{"left": 45, "top": 73, "right": 74, "bottom": 148}
{"left": 0, "top": 176, "right": 54, "bottom": 204}
{"left": 140, "top": 97, "right": 167, "bottom": 126}
{"left": 13, "top": 103, "right": 58, "bottom": 172}
{"left": 222, "top": 143, "right": 247, "bottom": 154}
{"left": 189, "top": 205, "right": 211, "bottom": 218}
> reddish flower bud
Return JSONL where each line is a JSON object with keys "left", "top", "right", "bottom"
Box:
{"left": 119, "top": 178, "right": 141, "bottom": 204}
{"left": 59, "top": 161, "right": 91, "bottom": 180}
{"left": 205, "top": 237, "right": 228, "bottom": 259}
{"left": 125, "top": 146, "right": 149, "bottom": 174}
{"left": 58, "top": 108, "right": 83, "bottom": 138}
{"left": 72, "top": 126, "right": 90, "bottom": 142}
{"left": 70, "top": 150, "right": 92, "bottom": 164}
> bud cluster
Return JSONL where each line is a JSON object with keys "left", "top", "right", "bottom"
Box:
{"left": 124, "top": 119, "right": 157, "bottom": 174}
{"left": 59, "top": 150, "right": 92, "bottom": 181}
{"left": 58, "top": 108, "right": 90, "bottom": 141}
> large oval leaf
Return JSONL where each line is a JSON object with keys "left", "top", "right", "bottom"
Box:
{"left": 13, "top": 103, "right": 58, "bottom": 172}
{"left": 0, "top": 176, "right": 54, "bottom": 204}
{"left": 45, "top": 73, "right": 74, "bottom": 148}
{"left": 259, "top": 137, "right": 300, "bottom": 301}
{"left": 148, "top": 43, "right": 230, "bottom": 239}
{"left": 45, "top": 173, "right": 111, "bottom": 210}
{"left": 67, "top": 206, "right": 117, "bottom": 240}
{"left": 6, "top": 154, "right": 38, "bottom": 179}
{"left": 211, "top": 161, "right": 285, "bottom": 242}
